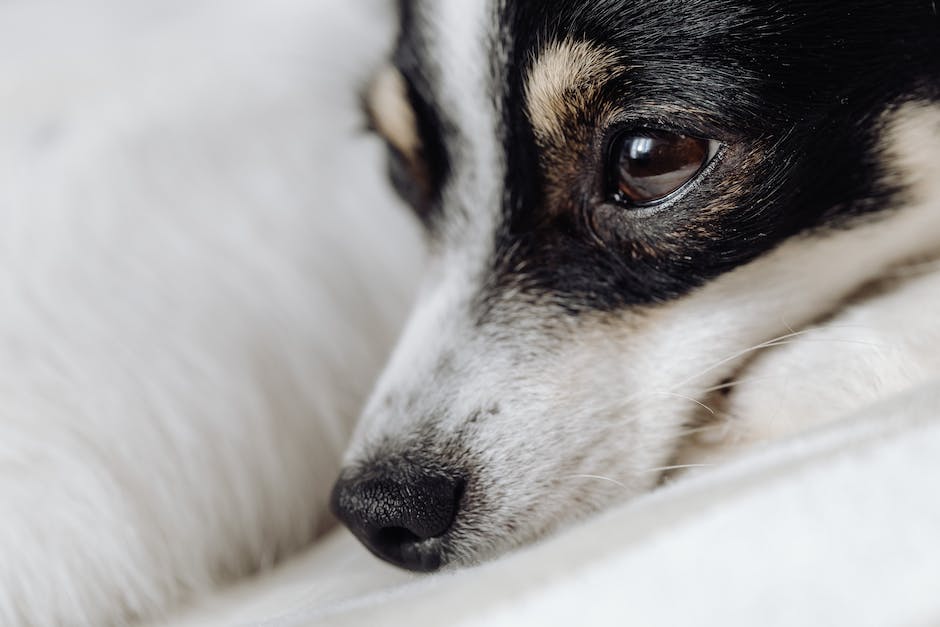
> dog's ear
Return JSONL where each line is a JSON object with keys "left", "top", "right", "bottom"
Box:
{"left": 365, "top": 5, "right": 454, "bottom": 229}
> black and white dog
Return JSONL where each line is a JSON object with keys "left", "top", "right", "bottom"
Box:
{"left": 332, "top": 0, "right": 940, "bottom": 573}
{"left": 4, "top": 2, "right": 938, "bottom": 626}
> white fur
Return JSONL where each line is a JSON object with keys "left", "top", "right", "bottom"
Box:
{"left": 683, "top": 265, "right": 940, "bottom": 462}
{"left": 0, "top": 1, "right": 422, "bottom": 625}
{"left": 676, "top": 105, "right": 940, "bottom": 466}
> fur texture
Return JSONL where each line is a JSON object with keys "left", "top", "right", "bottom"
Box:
{"left": 308, "top": 382, "right": 940, "bottom": 627}
{"left": 3, "top": 0, "right": 939, "bottom": 624}
{"left": 0, "top": 1, "right": 420, "bottom": 625}
{"left": 336, "top": 0, "right": 940, "bottom": 572}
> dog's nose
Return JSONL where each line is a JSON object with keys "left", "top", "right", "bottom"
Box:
{"left": 330, "top": 462, "right": 464, "bottom": 572}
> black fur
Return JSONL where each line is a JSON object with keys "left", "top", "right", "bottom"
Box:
{"left": 339, "top": 0, "right": 940, "bottom": 573}
{"left": 392, "top": 0, "right": 939, "bottom": 311}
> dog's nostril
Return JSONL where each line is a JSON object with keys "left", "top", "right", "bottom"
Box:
{"left": 330, "top": 464, "right": 464, "bottom": 572}
{"left": 374, "top": 526, "right": 421, "bottom": 548}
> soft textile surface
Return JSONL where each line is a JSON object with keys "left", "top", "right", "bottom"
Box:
{"left": 160, "top": 382, "right": 940, "bottom": 626}
{"left": 1, "top": 0, "right": 418, "bottom": 624}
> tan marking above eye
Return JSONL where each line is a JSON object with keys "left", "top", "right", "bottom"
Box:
{"left": 524, "top": 40, "right": 621, "bottom": 144}
{"left": 367, "top": 65, "right": 421, "bottom": 160}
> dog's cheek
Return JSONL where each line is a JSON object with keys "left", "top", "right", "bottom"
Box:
{"left": 447, "top": 373, "right": 681, "bottom": 547}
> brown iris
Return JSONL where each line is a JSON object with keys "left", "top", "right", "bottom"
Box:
{"left": 611, "top": 130, "right": 709, "bottom": 204}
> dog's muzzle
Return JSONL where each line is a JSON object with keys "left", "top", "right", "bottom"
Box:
{"left": 330, "top": 460, "right": 465, "bottom": 572}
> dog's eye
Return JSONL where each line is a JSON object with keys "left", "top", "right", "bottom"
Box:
{"left": 609, "top": 130, "right": 711, "bottom": 205}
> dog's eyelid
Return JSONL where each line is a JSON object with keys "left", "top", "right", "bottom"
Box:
{"left": 707, "top": 139, "right": 723, "bottom": 161}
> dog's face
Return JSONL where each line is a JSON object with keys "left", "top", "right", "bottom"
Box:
{"left": 332, "top": 0, "right": 940, "bottom": 572}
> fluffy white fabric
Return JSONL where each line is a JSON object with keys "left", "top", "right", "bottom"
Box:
{"left": 1, "top": 1, "right": 420, "bottom": 625}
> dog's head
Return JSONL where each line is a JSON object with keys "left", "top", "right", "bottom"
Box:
{"left": 332, "top": 0, "right": 940, "bottom": 572}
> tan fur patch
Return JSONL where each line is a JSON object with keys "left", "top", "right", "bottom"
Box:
{"left": 367, "top": 65, "right": 421, "bottom": 160}
{"left": 886, "top": 102, "right": 940, "bottom": 207}
{"left": 524, "top": 40, "right": 621, "bottom": 144}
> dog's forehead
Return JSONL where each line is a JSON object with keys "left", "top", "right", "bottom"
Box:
{"left": 400, "top": 0, "right": 937, "bottom": 144}
{"left": 395, "top": 0, "right": 766, "bottom": 199}
{"left": 396, "top": 0, "right": 937, "bottom": 315}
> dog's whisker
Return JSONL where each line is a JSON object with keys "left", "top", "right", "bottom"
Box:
{"left": 730, "top": 336, "right": 893, "bottom": 354}
{"left": 567, "top": 474, "right": 630, "bottom": 490}
{"left": 642, "top": 463, "right": 716, "bottom": 475}
{"left": 619, "top": 341, "right": 801, "bottom": 408}
{"left": 670, "top": 324, "right": 888, "bottom": 394}
{"left": 670, "top": 329, "right": 816, "bottom": 391}
{"left": 652, "top": 391, "right": 718, "bottom": 416}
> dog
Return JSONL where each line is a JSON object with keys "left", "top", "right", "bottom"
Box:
{"left": 3, "top": 1, "right": 938, "bottom": 625}
{"left": 331, "top": 0, "right": 940, "bottom": 574}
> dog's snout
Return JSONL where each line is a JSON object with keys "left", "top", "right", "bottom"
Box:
{"left": 330, "top": 462, "right": 464, "bottom": 572}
